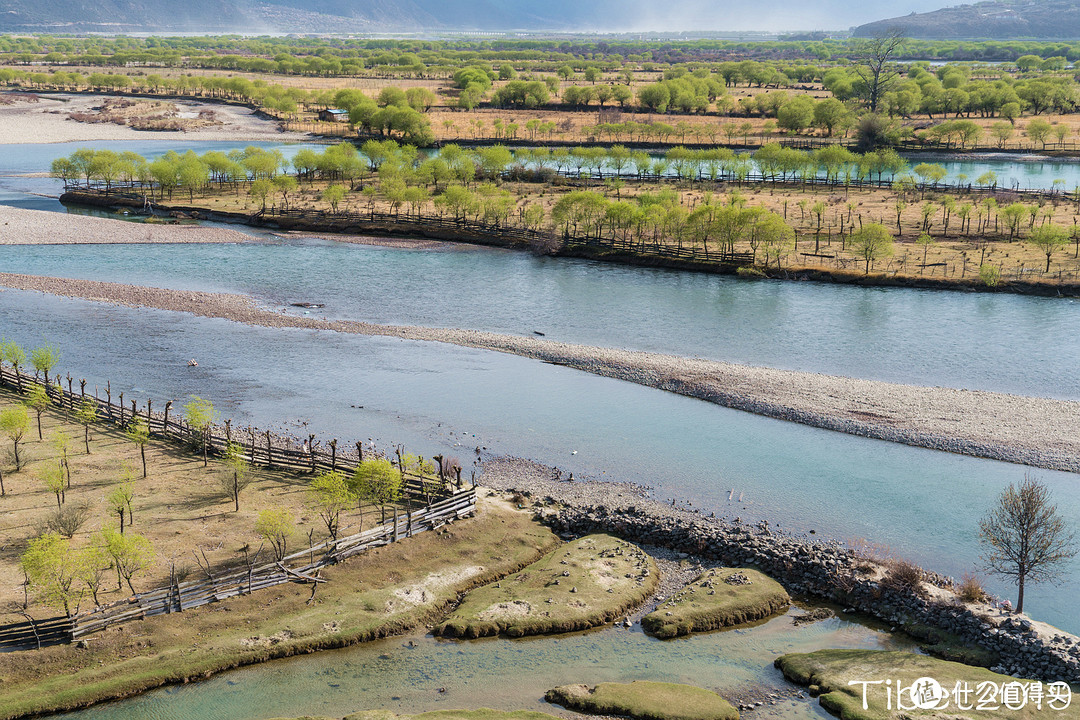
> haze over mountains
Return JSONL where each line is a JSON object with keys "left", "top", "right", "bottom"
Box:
{"left": 0, "top": 0, "right": 950, "bottom": 34}
{"left": 854, "top": 0, "right": 1080, "bottom": 38}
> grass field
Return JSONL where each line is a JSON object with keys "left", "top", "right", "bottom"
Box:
{"left": 545, "top": 681, "right": 739, "bottom": 720}
{"left": 0, "top": 389, "right": 420, "bottom": 617}
{"left": 434, "top": 534, "right": 658, "bottom": 638}
{"left": 0, "top": 491, "right": 558, "bottom": 719}
{"left": 641, "top": 568, "right": 789, "bottom": 639}
{"left": 776, "top": 649, "right": 1080, "bottom": 720}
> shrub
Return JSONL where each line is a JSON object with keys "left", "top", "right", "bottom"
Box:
{"left": 881, "top": 558, "right": 926, "bottom": 597}
{"left": 956, "top": 573, "right": 988, "bottom": 604}
{"left": 41, "top": 503, "right": 91, "bottom": 539}
{"left": 737, "top": 266, "right": 766, "bottom": 278}
{"left": 979, "top": 264, "right": 1001, "bottom": 287}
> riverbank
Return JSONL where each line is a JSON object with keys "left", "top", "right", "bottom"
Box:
{"left": 2, "top": 271, "right": 1079, "bottom": 473}
{"left": 478, "top": 457, "right": 1080, "bottom": 683}
{"left": 0, "top": 205, "right": 255, "bottom": 244}
{"left": 0, "top": 93, "right": 310, "bottom": 144}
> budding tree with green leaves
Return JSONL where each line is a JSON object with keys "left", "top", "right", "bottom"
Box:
{"left": 183, "top": 396, "right": 216, "bottom": 466}
{"left": 221, "top": 442, "right": 251, "bottom": 512}
{"left": 1, "top": 404, "right": 30, "bottom": 474}
{"left": 26, "top": 384, "right": 49, "bottom": 440}
{"left": 20, "top": 532, "right": 80, "bottom": 616}
{"left": 307, "top": 470, "right": 352, "bottom": 541}
{"left": 29, "top": 343, "right": 60, "bottom": 386}
{"left": 256, "top": 507, "right": 295, "bottom": 561}
{"left": 126, "top": 417, "right": 150, "bottom": 478}
{"left": 75, "top": 397, "right": 98, "bottom": 454}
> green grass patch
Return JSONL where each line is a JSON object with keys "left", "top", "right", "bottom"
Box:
{"left": 905, "top": 623, "right": 999, "bottom": 668}
{"left": 434, "top": 534, "right": 657, "bottom": 638}
{"left": 0, "top": 500, "right": 558, "bottom": 720}
{"left": 342, "top": 711, "right": 563, "bottom": 720}
{"left": 776, "top": 649, "right": 1080, "bottom": 720}
{"left": 641, "top": 568, "right": 789, "bottom": 639}
{"left": 545, "top": 681, "right": 738, "bottom": 720}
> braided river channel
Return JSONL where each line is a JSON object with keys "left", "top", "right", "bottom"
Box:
{"left": 1, "top": 140, "right": 1079, "bottom": 719}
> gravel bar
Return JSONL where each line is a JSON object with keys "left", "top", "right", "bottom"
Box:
{"left": 3, "top": 271, "right": 1079, "bottom": 473}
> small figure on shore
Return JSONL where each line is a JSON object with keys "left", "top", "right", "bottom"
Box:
{"left": 187, "top": 358, "right": 198, "bottom": 367}
{"left": 567, "top": 472, "right": 574, "bottom": 482}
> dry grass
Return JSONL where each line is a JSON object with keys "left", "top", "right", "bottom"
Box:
{"left": 546, "top": 682, "right": 739, "bottom": 720}
{"left": 641, "top": 568, "right": 790, "bottom": 639}
{"left": 0, "top": 388, "right": 409, "bottom": 617}
{"left": 0, "top": 493, "right": 559, "bottom": 719}
{"left": 434, "top": 534, "right": 657, "bottom": 638}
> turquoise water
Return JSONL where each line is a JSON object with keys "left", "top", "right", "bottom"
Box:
{"left": 1, "top": 289, "right": 1077, "bottom": 632}
{"left": 1, "top": 239, "right": 1078, "bottom": 400}
{"left": 51, "top": 610, "right": 914, "bottom": 720}
{"left": 2, "top": 139, "right": 1080, "bottom": 717}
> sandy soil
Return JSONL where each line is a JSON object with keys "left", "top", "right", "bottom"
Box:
{"left": 2, "top": 269, "right": 1078, "bottom": 473}
{"left": 0, "top": 93, "right": 311, "bottom": 145}
{"left": 0, "top": 205, "right": 254, "bottom": 244}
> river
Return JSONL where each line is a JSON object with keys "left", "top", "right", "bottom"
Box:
{"left": 1, "top": 138, "right": 1078, "bottom": 717}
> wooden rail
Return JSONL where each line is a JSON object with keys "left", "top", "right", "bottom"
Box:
{"left": 0, "top": 366, "right": 477, "bottom": 651}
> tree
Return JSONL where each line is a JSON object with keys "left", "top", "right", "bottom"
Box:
{"left": 126, "top": 417, "right": 150, "bottom": 478}
{"left": 850, "top": 223, "right": 895, "bottom": 274}
{"left": 852, "top": 29, "right": 906, "bottom": 113}
{"left": 101, "top": 527, "right": 154, "bottom": 594}
{"left": 75, "top": 397, "right": 98, "bottom": 454}
{"left": 1, "top": 339, "right": 27, "bottom": 391}
{"left": 307, "top": 470, "right": 352, "bottom": 540}
{"left": 256, "top": 507, "right": 294, "bottom": 561}
{"left": 184, "top": 396, "right": 216, "bottom": 466}
{"left": 40, "top": 462, "right": 65, "bottom": 509}
{"left": 322, "top": 184, "right": 346, "bottom": 213}
{"left": 26, "top": 383, "right": 49, "bottom": 440}
{"left": 1028, "top": 224, "right": 1068, "bottom": 273}
{"left": 20, "top": 532, "right": 80, "bottom": 616}
{"left": 1, "top": 405, "right": 30, "bottom": 472}
{"left": 107, "top": 481, "right": 135, "bottom": 533}
{"left": 76, "top": 544, "right": 112, "bottom": 607}
{"left": 249, "top": 178, "right": 271, "bottom": 211}
{"left": 813, "top": 98, "right": 852, "bottom": 137}
{"left": 221, "top": 442, "right": 251, "bottom": 512}
{"left": 30, "top": 343, "right": 60, "bottom": 385}
{"left": 980, "top": 474, "right": 1077, "bottom": 613}
{"left": 1026, "top": 118, "right": 1052, "bottom": 149}
{"left": 350, "top": 457, "right": 397, "bottom": 529}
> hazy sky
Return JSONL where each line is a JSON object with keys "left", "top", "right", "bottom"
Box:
{"left": 611, "top": 0, "right": 954, "bottom": 31}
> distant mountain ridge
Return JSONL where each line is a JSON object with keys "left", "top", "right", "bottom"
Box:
{"left": 0, "top": 0, "right": 633, "bottom": 33}
{"left": 853, "top": 0, "right": 1080, "bottom": 39}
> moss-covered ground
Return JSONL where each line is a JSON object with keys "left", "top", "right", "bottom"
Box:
{"left": 545, "top": 681, "right": 739, "bottom": 720}
{"left": 435, "top": 534, "right": 657, "bottom": 638}
{"left": 642, "top": 568, "right": 789, "bottom": 639}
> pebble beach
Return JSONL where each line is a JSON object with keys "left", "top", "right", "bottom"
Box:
{"left": 3, "top": 265, "right": 1078, "bottom": 473}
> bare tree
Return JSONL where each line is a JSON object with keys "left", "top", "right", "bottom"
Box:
{"left": 852, "top": 29, "right": 906, "bottom": 113}
{"left": 979, "top": 474, "right": 1077, "bottom": 613}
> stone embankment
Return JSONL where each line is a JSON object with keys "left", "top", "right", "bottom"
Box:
{"left": 481, "top": 458, "right": 1080, "bottom": 684}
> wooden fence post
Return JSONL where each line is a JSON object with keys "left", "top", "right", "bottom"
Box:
{"left": 309, "top": 434, "right": 316, "bottom": 473}
{"left": 330, "top": 439, "right": 337, "bottom": 471}
{"left": 356, "top": 441, "right": 363, "bottom": 462}
{"left": 163, "top": 400, "right": 172, "bottom": 435}
{"left": 118, "top": 392, "right": 124, "bottom": 424}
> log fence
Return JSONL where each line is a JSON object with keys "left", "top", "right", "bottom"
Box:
{"left": 0, "top": 364, "right": 477, "bottom": 651}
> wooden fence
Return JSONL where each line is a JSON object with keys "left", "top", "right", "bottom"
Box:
{"left": 0, "top": 364, "right": 467, "bottom": 483}
{"left": 0, "top": 366, "right": 477, "bottom": 651}
{"left": 68, "top": 490, "right": 475, "bottom": 640}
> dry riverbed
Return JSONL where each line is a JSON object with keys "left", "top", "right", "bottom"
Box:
{"left": 2, "top": 269, "right": 1077, "bottom": 473}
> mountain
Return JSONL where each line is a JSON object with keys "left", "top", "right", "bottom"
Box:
{"left": 0, "top": 0, "right": 954, "bottom": 34}
{"left": 853, "top": 0, "right": 1080, "bottom": 39}
{"left": 0, "top": 0, "right": 665, "bottom": 33}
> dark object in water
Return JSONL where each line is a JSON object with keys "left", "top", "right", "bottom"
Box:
{"left": 533, "top": 330, "right": 545, "bottom": 336}
{"left": 291, "top": 302, "right": 325, "bottom": 309}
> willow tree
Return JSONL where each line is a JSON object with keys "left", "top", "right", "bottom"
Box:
{"left": 183, "top": 396, "right": 216, "bottom": 466}
{"left": 75, "top": 397, "right": 98, "bottom": 454}
{"left": 126, "top": 417, "right": 150, "bottom": 478}
{"left": 0, "top": 405, "right": 30, "bottom": 473}
{"left": 851, "top": 223, "right": 895, "bottom": 274}
{"left": 26, "top": 383, "right": 49, "bottom": 440}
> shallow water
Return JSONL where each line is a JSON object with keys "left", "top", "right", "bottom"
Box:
{"left": 1, "top": 289, "right": 1077, "bottom": 631}
{"left": 51, "top": 609, "right": 915, "bottom": 720}
{"left": 2, "top": 236, "right": 1078, "bottom": 400}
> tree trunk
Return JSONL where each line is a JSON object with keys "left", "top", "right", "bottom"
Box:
{"left": 1016, "top": 573, "right": 1026, "bottom": 613}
